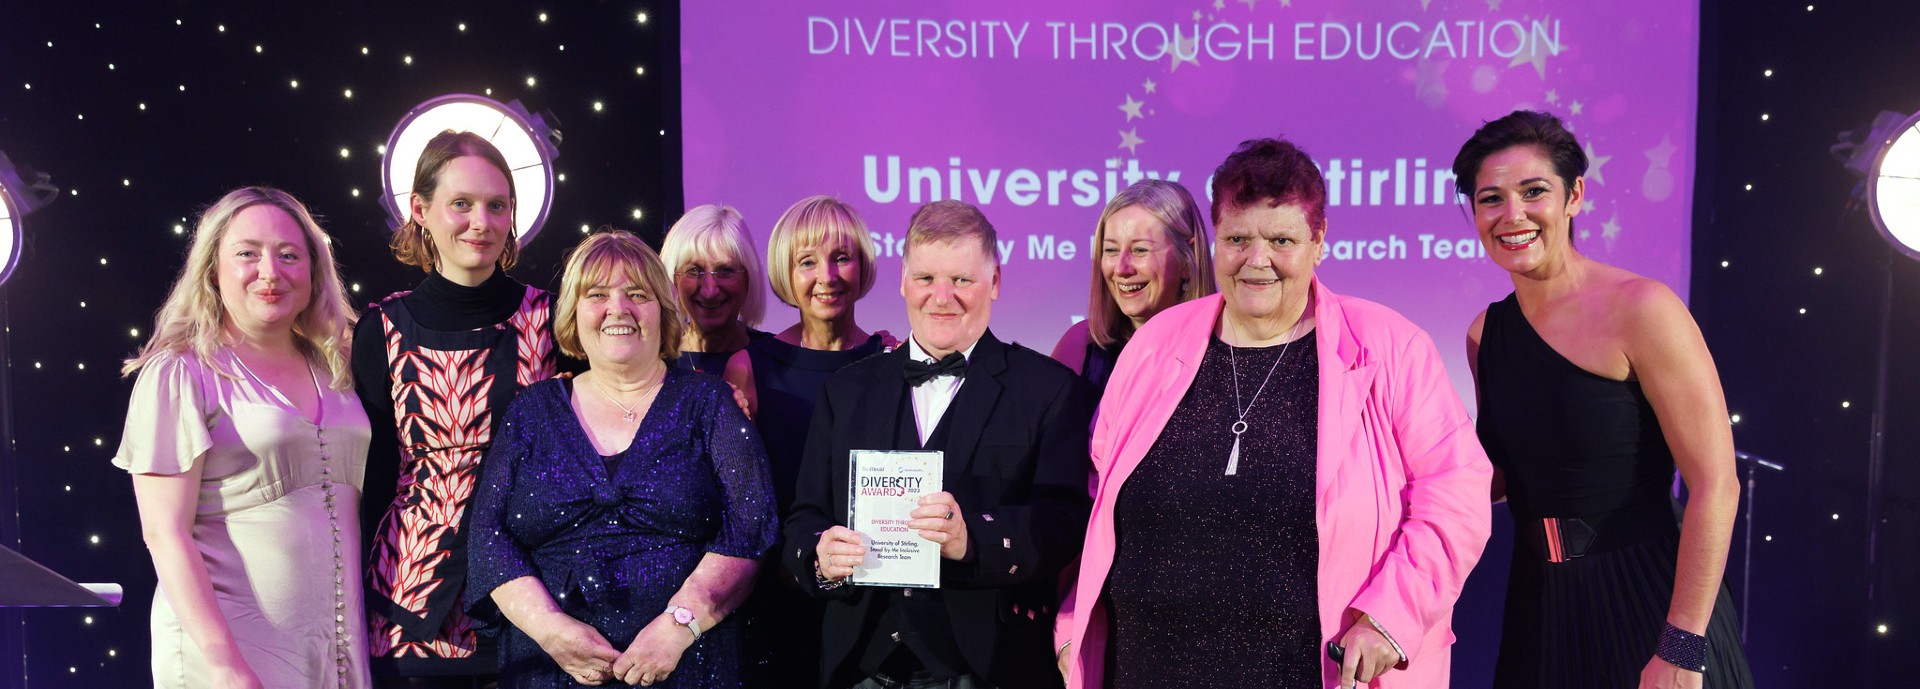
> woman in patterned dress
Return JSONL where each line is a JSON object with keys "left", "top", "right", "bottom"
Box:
{"left": 117, "top": 186, "right": 369, "bottom": 688}
{"left": 352, "top": 130, "right": 560, "bottom": 687}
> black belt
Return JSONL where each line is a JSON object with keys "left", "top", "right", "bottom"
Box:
{"left": 1519, "top": 503, "right": 1678, "bottom": 563}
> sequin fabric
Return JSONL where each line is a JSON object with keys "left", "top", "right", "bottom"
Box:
{"left": 1106, "top": 333, "right": 1320, "bottom": 688}
{"left": 467, "top": 368, "right": 779, "bottom": 688}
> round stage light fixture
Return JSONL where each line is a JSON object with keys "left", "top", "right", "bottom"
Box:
{"left": 0, "top": 149, "right": 57, "bottom": 287}
{"left": 380, "top": 95, "right": 561, "bottom": 247}
{"left": 1867, "top": 109, "right": 1920, "bottom": 260}
{"left": 0, "top": 181, "right": 20, "bottom": 287}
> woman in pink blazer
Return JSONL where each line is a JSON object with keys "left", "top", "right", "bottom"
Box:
{"left": 1054, "top": 138, "right": 1493, "bottom": 689}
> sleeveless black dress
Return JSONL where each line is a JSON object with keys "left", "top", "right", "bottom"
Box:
{"left": 1477, "top": 293, "right": 1753, "bottom": 688}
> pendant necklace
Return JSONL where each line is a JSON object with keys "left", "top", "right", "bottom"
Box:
{"left": 591, "top": 370, "right": 661, "bottom": 424}
{"left": 1225, "top": 319, "right": 1300, "bottom": 476}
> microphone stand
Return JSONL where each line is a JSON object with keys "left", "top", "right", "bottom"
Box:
{"left": 1732, "top": 449, "right": 1785, "bottom": 643}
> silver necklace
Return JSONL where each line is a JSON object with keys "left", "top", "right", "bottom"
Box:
{"left": 590, "top": 371, "right": 661, "bottom": 424}
{"left": 1225, "top": 321, "right": 1300, "bottom": 476}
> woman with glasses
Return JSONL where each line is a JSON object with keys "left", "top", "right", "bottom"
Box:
{"left": 661, "top": 205, "right": 771, "bottom": 374}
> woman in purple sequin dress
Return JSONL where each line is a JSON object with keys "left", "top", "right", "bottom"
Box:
{"left": 467, "top": 231, "right": 777, "bottom": 688}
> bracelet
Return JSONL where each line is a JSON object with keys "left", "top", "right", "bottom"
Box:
{"left": 1363, "top": 614, "right": 1407, "bottom": 665}
{"left": 813, "top": 558, "right": 848, "bottom": 590}
{"left": 1655, "top": 623, "right": 1708, "bottom": 673}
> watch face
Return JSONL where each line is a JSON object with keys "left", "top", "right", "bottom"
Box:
{"left": 673, "top": 607, "right": 695, "bottom": 624}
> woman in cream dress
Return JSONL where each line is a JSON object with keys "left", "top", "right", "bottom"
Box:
{"left": 115, "top": 186, "right": 370, "bottom": 688}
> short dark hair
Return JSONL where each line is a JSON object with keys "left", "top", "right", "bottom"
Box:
{"left": 1209, "top": 137, "right": 1328, "bottom": 233}
{"left": 1451, "top": 110, "right": 1587, "bottom": 199}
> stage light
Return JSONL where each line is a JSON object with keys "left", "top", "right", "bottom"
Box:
{"left": 379, "top": 94, "right": 562, "bottom": 246}
{"left": 0, "top": 182, "right": 18, "bottom": 286}
{"left": 1865, "top": 109, "right": 1920, "bottom": 260}
{"left": 0, "top": 149, "right": 59, "bottom": 286}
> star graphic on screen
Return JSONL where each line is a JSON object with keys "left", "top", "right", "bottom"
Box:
{"left": 1120, "top": 94, "right": 1146, "bottom": 121}
{"left": 1645, "top": 135, "right": 1678, "bottom": 167}
{"left": 1579, "top": 228, "right": 1591, "bottom": 241}
{"left": 1545, "top": 88, "right": 1559, "bottom": 104}
{"left": 1143, "top": 78, "right": 1158, "bottom": 94}
{"left": 1281, "top": 0, "right": 1293, "bottom": 7}
{"left": 1583, "top": 199, "right": 1596, "bottom": 213}
{"left": 1487, "top": 0, "right": 1504, "bottom": 10}
{"left": 1420, "top": 0, "right": 1433, "bottom": 10}
{"left": 1509, "top": 34, "right": 1550, "bottom": 78}
{"left": 1239, "top": 0, "right": 1259, "bottom": 9}
{"left": 1194, "top": 10, "right": 1203, "bottom": 20}
{"left": 1570, "top": 99, "right": 1585, "bottom": 116}
{"left": 1584, "top": 142, "right": 1612, "bottom": 184}
{"left": 1119, "top": 128, "right": 1145, "bottom": 154}
{"left": 1602, "top": 215, "right": 1622, "bottom": 245}
{"left": 1167, "top": 32, "right": 1200, "bottom": 72}
{"left": 1214, "top": 0, "right": 1226, "bottom": 10}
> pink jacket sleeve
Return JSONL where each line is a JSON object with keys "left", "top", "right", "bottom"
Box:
{"left": 1347, "top": 325, "right": 1494, "bottom": 666}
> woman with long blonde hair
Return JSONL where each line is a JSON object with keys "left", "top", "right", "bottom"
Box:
{"left": 1050, "top": 179, "right": 1214, "bottom": 399}
{"left": 116, "top": 186, "right": 370, "bottom": 688}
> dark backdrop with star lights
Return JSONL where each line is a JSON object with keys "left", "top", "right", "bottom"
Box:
{"left": 0, "top": 2, "right": 684, "bottom": 685}
{"left": 3, "top": 1, "right": 1920, "bottom": 687}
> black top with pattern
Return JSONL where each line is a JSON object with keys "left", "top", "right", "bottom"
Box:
{"left": 1106, "top": 333, "right": 1320, "bottom": 689}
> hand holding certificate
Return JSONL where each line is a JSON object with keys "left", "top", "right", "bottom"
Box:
{"left": 848, "top": 450, "right": 944, "bottom": 588}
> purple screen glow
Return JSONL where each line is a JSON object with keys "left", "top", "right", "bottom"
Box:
{"left": 683, "top": 0, "right": 1699, "bottom": 404}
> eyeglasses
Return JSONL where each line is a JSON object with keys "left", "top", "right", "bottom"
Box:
{"left": 678, "top": 266, "right": 744, "bottom": 282}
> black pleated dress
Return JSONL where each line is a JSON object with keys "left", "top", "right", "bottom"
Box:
{"left": 1477, "top": 293, "right": 1753, "bottom": 688}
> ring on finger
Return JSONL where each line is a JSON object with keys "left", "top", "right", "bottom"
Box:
{"left": 945, "top": 509, "right": 955, "bottom": 520}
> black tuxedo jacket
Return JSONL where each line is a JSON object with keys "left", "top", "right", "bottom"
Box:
{"left": 782, "top": 329, "right": 1093, "bottom": 689}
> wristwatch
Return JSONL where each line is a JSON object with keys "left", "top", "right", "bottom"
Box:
{"left": 664, "top": 605, "right": 702, "bottom": 639}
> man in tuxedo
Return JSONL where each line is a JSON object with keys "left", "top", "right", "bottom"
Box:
{"left": 783, "top": 200, "right": 1094, "bottom": 689}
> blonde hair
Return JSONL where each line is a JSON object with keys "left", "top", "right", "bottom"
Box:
{"left": 123, "top": 186, "right": 357, "bottom": 391}
{"left": 905, "top": 200, "right": 996, "bottom": 264}
{"left": 555, "top": 229, "right": 686, "bottom": 361}
{"left": 766, "top": 195, "right": 879, "bottom": 307}
{"left": 390, "top": 130, "right": 522, "bottom": 273}
{"left": 1085, "top": 180, "right": 1216, "bottom": 348}
{"left": 660, "top": 204, "right": 765, "bottom": 327}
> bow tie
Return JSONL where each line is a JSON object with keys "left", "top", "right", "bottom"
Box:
{"left": 904, "top": 352, "right": 968, "bottom": 386}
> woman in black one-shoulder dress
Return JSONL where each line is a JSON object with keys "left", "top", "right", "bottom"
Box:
{"left": 1459, "top": 111, "right": 1753, "bottom": 688}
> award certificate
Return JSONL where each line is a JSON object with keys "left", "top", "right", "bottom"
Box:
{"left": 848, "top": 449, "right": 942, "bottom": 588}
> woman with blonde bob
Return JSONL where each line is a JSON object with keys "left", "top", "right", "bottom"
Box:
{"left": 662, "top": 204, "right": 770, "bottom": 373}
{"left": 115, "top": 186, "right": 370, "bottom": 688}
{"left": 720, "top": 195, "right": 890, "bottom": 685}
{"left": 468, "top": 229, "right": 777, "bottom": 688}
{"left": 1050, "top": 179, "right": 1215, "bottom": 398}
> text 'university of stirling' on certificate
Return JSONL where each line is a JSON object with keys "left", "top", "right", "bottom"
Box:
{"left": 848, "top": 449, "right": 942, "bottom": 588}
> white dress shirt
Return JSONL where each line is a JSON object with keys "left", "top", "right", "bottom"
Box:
{"left": 904, "top": 335, "right": 977, "bottom": 446}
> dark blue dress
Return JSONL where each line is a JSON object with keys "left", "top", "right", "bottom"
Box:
{"left": 736, "top": 334, "right": 885, "bottom": 684}
{"left": 467, "top": 369, "right": 779, "bottom": 689}
{"left": 674, "top": 328, "right": 774, "bottom": 374}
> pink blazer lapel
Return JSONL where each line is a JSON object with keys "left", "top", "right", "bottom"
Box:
{"left": 1314, "top": 278, "right": 1381, "bottom": 509}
